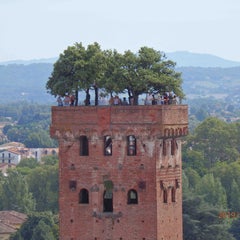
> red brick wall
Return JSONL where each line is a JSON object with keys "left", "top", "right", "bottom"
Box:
{"left": 51, "top": 105, "right": 188, "bottom": 240}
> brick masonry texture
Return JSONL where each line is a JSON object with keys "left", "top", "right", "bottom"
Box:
{"left": 50, "top": 105, "right": 188, "bottom": 240}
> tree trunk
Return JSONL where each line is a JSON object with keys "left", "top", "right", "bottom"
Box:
{"left": 94, "top": 86, "right": 98, "bottom": 106}
{"left": 132, "top": 91, "right": 139, "bottom": 105}
{"left": 75, "top": 89, "right": 78, "bottom": 106}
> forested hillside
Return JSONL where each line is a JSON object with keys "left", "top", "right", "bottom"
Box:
{"left": 0, "top": 63, "right": 54, "bottom": 103}
{"left": 0, "top": 63, "right": 240, "bottom": 105}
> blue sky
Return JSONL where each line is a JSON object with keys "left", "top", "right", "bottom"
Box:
{"left": 1, "top": 0, "right": 240, "bottom": 62}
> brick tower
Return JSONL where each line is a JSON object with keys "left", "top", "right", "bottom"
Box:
{"left": 50, "top": 105, "right": 188, "bottom": 240}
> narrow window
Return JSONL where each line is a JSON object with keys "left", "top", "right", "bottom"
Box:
{"left": 163, "top": 140, "right": 167, "bottom": 156}
{"left": 80, "top": 136, "right": 89, "bottom": 156}
{"left": 163, "top": 189, "right": 168, "bottom": 203}
{"left": 171, "top": 139, "right": 176, "bottom": 155}
{"left": 69, "top": 180, "right": 77, "bottom": 191}
{"left": 127, "top": 189, "right": 138, "bottom": 204}
{"left": 79, "top": 188, "right": 89, "bottom": 204}
{"left": 103, "top": 180, "right": 113, "bottom": 212}
{"left": 127, "top": 135, "right": 136, "bottom": 156}
{"left": 104, "top": 136, "right": 112, "bottom": 156}
{"left": 171, "top": 187, "right": 176, "bottom": 202}
{"left": 103, "top": 190, "right": 113, "bottom": 212}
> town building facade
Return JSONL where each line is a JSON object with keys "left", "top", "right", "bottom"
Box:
{"left": 50, "top": 105, "right": 188, "bottom": 240}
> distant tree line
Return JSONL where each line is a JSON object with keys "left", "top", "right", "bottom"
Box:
{"left": 0, "top": 102, "right": 57, "bottom": 147}
{"left": 0, "top": 156, "right": 59, "bottom": 239}
{"left": 182, "top": 117, "right": 240, "bottom": 240}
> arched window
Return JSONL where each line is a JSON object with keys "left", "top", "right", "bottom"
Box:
{"left": 80, "top": 136, "right": 89, "bottom": 156}
{"left": 79, "top": 188, "right": 89, "bottom": 204}
{"left": 104, "top": 136, "right": 112, "bottom": 156}
{"left": 127, "top": 189, "right": 138, "bottom": 204}
{"left": 127, "top": 135, "right": 136, "bottom": 156}
{"left": 163, "top": 189, "right": 168, "bottom": 203}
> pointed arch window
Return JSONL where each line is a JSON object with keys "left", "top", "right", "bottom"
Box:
{"left": 79, "top": 188, "right": 89, "bottom": 204}
{"left": 127, "top": 189, "right": 138, "bottom": 204}
{"left": 127, "top": 135, "right": 136, "bottom": 156}
{"left": 104, "top": 136, "right": 112, "bottom": 156}
{"left": 80, "top": 136, "right": 89, "bottom": 156}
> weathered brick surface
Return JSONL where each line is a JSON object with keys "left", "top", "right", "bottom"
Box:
{"left": 51, "top": 105, "right": 188, "bottom": 240}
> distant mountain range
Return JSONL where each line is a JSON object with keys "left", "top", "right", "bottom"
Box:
{"left": 166, "top": 51, "right": 240, "bottom": 68}
{"left": 0, "top": 51, "right": 239, "bottom": 104}
{"left": 1, "top": 51, "right": 240, "bottom": 68}
{"left": 0, "top": 57, "right": 57, "bottom": 66}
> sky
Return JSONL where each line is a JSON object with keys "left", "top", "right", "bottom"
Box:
{"left": 1, "top": 0, "right": 240, "bottom": 62}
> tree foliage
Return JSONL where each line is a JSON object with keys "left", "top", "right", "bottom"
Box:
{"left": 10, "top": 212, "right": 59, "bottom": 240}
{"left": 0, "top": 169, "right": 36, "bottom": 213}
{"left": 46, "top": 42, "right": 184, "bottom": 105}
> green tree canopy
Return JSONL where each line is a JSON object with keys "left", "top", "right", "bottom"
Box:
{"left": 46, "top": 42, "right": 184, "bottom": 105}
{"left": 184, "top": 117, "right": 240, "bottom": 168}
{"left": 10, "top": 212, "right": 59, "bottom": 240}
{"left": 1, "top": 169, "right": 35, "bottom": 213}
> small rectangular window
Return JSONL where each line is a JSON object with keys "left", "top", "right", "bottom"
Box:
{"left": 80, "top": 136, "right": 89, "bottom": 156}
{"left": 104, "top": 136, "right": 112, "bottom": 156}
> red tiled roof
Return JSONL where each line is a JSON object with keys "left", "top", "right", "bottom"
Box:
{"left": 0, "top": 222, "right": 16, "bottom": 234}
{"left": 0, "top": 211, "right": 27, "bottom": 225}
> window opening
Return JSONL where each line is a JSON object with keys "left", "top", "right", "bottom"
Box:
{"left": 103, "top": 180, "right": 113, "bottom": 212}
{"left": 79, "top": 188, "right": 89, "bottom": 204}
{"left": 127, "top": 189, "right": 138, "bottom": 204}
{"left": 163, "top": 189, "right": 168, "bottom": 203}
{"left": 171, "top": 139, "right": 176, "bottom": 155}
{"left": 163, "top": 140, "right": 167, "bottom": 156}
{"left": 69, "top": 180, "right": 77, "bottom": 191}
{"left": 80, "top": 136, "right": 89, "bottom": 156}
{"left": 104, "top": 136, "right": 112, "bottom": 156}
{"left": 103, "top": 190, "right": 113, "bottom": 212}
{"left": 127, "top": 135, "right": 136, "bottom": 156}
{"left": 171, "top": 187, "right": 176, "bottom": 202}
